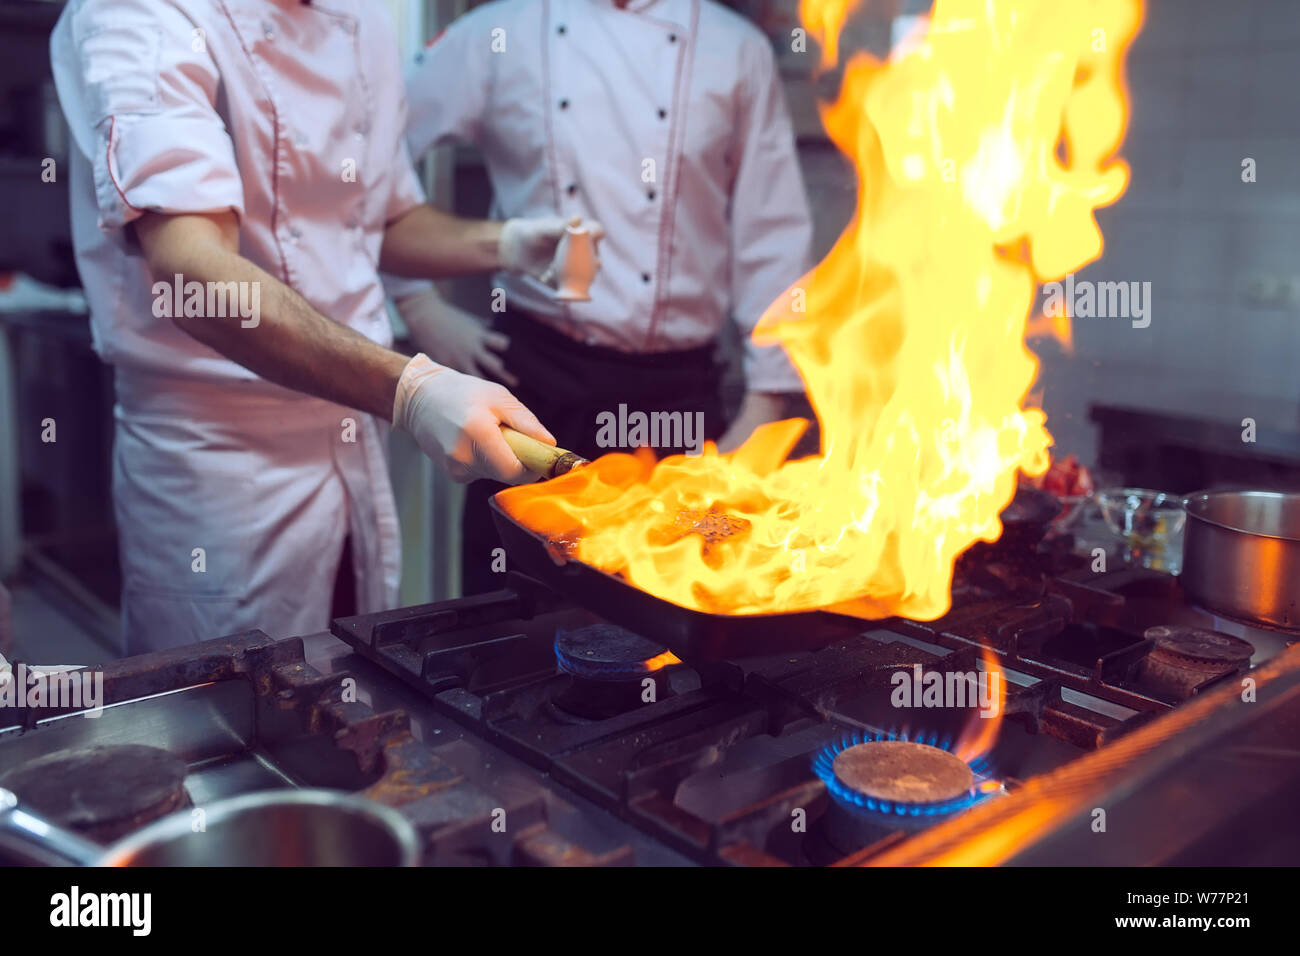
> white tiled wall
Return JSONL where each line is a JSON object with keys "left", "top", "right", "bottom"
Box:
{"left": 1047, "top": 0, "right": 1300, "bottom": 459}
{"left": 794, "top": 0, "right": 1300, "bottom": 465}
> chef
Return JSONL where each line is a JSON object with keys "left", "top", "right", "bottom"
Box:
{"left": 50, "top": 0, "right": 564, "bottom": 654}
{"left": 394, "top": 0, "right": 815, "bottom": 594}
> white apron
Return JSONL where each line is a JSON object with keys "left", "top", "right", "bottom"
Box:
{"left": 113, "top": 371, "right": 400, "bottom": 655}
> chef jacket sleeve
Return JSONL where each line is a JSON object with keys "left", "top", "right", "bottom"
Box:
{"left": 377, "top": 124, "right": 435, "bottom": 303}
{"left": 378, "top": 106, "right": 434, "bottom": 305}
{"left": 372, "top": 6, "right": 427, "bottom": 227}
{"left": 383, "top": 274, "right": 436, "bottom": 303}
{"left": 51, "top": 0, "right": 244, "bottom": 231}
{"left": 404, "top": 14, "right": 491, "bottom": 160}
{"left": 383, "top": 14, "right": 491, "bottom": 302}
{"left": 385, "top": 133, "right": 428, "bottom": 226}
{"left": 728, "top": 37, "right": 814, "bottom": 394}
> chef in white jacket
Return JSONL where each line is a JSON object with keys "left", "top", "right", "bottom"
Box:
{"left": 50, "top": 0, "right": 567, "bottom": 654}
{"left": 394, "top": 0, "right": 815, "bottom": 594}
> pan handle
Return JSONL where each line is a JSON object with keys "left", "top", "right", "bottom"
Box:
{"left": 0, "top": 787, "right": 102, "bottom": 866}
{"left": 500, "top": 426, "right": 588, "bottom": 480}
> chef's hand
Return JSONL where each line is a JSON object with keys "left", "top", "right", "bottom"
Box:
{"left": 393, "top": 353, "right": 555, "bottom": 484}
{"left": 395, "top": 286, "right": 516, "bottom": 387}
{"left": 499, "top": 215, "right": 605, "bottom": 286}
{"left": 717, "top": 392, "right": 791, "bottom": 454}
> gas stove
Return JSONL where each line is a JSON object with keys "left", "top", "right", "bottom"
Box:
{"left": 329, "top": 539, "right": 1300, "bottom": 866}
{"left": 0, "top": 630, "right": 647, "bottom": 866}
{"left": 6, "top": 542, "right": 1298, "bottom": 867}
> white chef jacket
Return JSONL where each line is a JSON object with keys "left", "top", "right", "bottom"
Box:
{"left": 405, "top": 0, "right": 812, "bottom": 392}
{"left": 51, "top": 0, "right": 423, "bottom": 652}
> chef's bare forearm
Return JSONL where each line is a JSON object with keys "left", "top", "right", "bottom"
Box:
{"left": 379, "top": 203, "right": 503, "bottom": 278}
{"left": 134, "top": 211, "right": 407, "bottom": 419}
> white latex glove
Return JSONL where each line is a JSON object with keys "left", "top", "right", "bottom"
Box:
{"left": 499, "top": 215, "right": 605, "bottom": 285}
{"left": 395, "top": 287, "right": 516, "bottom": 386}
{"left": 392, "top": 353, "right": 555, "bottom": 484}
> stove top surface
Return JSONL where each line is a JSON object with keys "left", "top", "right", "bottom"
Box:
{"left": 7, "top": 544, "right": 1297, "bottom": 867}
{"left": 329, "top": 548, "right": 1300, "bottom": 866}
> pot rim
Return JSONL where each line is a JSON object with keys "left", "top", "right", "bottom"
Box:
{"left": 97, "top": 788, "right": 421, "bottom": 867}
{"left": 1182, "top": 490, "right": 1300, "bottom": 544}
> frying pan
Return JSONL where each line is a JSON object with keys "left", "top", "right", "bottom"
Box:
{"left": 491, "top": 430, "right": 1062, "bottom": 662}
{"left": 489, "top": 494, "right": 864, "bottom": 661}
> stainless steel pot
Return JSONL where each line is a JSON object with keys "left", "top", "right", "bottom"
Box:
{"left": 0, "top": 787, "right": 421, "bottom": 866}
{"left": 1181, "top": 490, "right": 1300, "bottom": 629}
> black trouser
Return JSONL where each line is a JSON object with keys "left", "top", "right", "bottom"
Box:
{"left": 460, "top": 308, "right": 727, "bottom": 596}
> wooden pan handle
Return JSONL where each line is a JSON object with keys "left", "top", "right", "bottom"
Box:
{"left": 500, "top": 426, "right": 588, "bottom": 479}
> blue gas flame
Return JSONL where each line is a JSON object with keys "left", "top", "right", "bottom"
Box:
{"left": 812, "top": 728, "right": 1002, "bottom": 820}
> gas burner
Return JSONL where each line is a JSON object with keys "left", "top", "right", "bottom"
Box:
{"left": 811, "top": 732, "right": 1003, "bottom": 857}
{"left": 0, "top": 744, "right": 189, "bottom": 843}
{"left": 555, "top": 623, "right": 677, "bottom": 680}
{"left": 1148, "top": 625, "right": 1255, "bottom": 667}
{"left": 1138, "top": 625, "right": 1256, "bottom": 700}
{"left": 821, "top": 738, "right": 977, "bottom": 811}
{"left": 833, "top": 739, "right": 973, "bottom": 806}
{"left": 551, "top": 623, "right": 680, "bottom": 721}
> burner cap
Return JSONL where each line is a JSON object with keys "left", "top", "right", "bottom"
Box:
{"left": 832, "top": 740, "right": 973, "bottom": 805}
{"left": 0, "top": 744, "right": 189, "bottom": 842}
{"left": 555, "top": 623, "right": 674, "bottom": 681}
{"left": 1145, "top": 625, "right": 1254, "bottom": 667}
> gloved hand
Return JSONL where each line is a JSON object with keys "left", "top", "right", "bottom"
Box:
{"left": 392, "top": 353, "right": 555, "bottom": 484}
{"left": 499, "top": 215, "right": 605, "bottom": 285}
{"left": 395, "top": 286, "right": 516, "bottom": 386}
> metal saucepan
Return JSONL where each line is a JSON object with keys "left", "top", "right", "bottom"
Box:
{"left": 1181, "top": 490, "right": 1300, "bottom": 629}
{"left": 0, "top": 787, "right": 421, "bottom": 866}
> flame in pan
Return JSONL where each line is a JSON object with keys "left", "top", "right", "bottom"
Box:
{"left": 499, "top": 0, "right": 1141, "bottom": 620}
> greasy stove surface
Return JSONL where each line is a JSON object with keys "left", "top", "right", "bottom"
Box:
{"left": 331, "top": 556, "right": 1300, "bottom": 866}
{"left": 0, "top": 631, "right": 683, "bottom": 866}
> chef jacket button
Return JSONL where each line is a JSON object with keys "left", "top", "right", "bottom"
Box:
{"left": 658, "top": 108, "right": 667, "bottom": 119}
{"left": 558, "top": 24, "right": 566, "bottom": 35}
{"left": 641, "top": 273, "right": 651, "bottom": 283}
{"left": 669, "top": 33, "right": 678, "bottom": 43}
{"left": 647, "top": 189, "right": 656, "bottom": 201}
{"left": 559, "top": 98, "right": 570, "bottom": 110}
{"left": 566, "top": 183, "right": 577, "bottom": 195}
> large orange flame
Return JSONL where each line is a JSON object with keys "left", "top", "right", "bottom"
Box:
{"left": 500, "top": 0, "right": 1141, "bottom": 621}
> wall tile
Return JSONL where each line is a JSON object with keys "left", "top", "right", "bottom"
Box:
{"left": 1246, "top": 50, "right": 1300, "bottom": 137}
